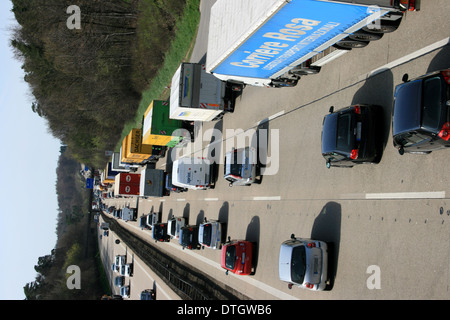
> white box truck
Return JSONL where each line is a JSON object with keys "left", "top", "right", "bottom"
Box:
{"left": 206, "top": 0, "right": 419, "bottom": 88}
{"left": 170, "top": 63, "right": 243, "bottom": 122}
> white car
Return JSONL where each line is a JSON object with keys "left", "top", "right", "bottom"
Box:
{"left": 167, "top": 216, "right": 186, "bottom": 239}
{"left": 120, "top": 285, "right": 130, "bottom": 298}
{"left": 199, "top": 219, "right": 223, "bottom": 250}
{"left": 114, "top": 255, "right": 126, "bottom": 267}
{"left": 119, "top": 263, "right": 133, "bottom": 277}
{"left": 279, "top": 234, "right": 329, "bottom": 291}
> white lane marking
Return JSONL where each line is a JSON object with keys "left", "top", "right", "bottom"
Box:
{"left": 204, "top": 197, "right": 219, "bottom": 201}
{"left": 176, "top": 198, "right": 186, "bottom": 202}
{"left": 255, "top": 110, "right": 285, "bottom": 126}
{"left": 365, "top": 191, "right": 446, "bottom": 200}
{"left": 250, "top": 196, "right": 281, "bottom": 201}
{"left": 364, "top": 37, "right": 450, "bottom": 79}
{"left": 166, "top": 242, "right": 299, "bottom": 300}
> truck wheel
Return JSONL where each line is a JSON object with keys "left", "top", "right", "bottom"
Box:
{"left": 349, "top": 30, "right": 383, "bottom": 41}
{"left": 335, "top": 38, "right": 369, "bottom": 49}
{"left": 362, "top": 16, "right": 402, "bottom": 34}
{"left": 270, "top": 78, "right": 298, "bottom": 88}
{"left": 362, "top": 24, "right": 398, "bottom": 34}
{"left": 290, "top": 65, "right": 321, "bottom": 76}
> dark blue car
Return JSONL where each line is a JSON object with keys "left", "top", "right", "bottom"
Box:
{"left": 392, "top": 69, "right": 450, "bottom": 155}
{"left": 321, "top": 104, "right": 382, "bottom": 168}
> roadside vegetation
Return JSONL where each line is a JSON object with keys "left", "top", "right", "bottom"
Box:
{"left": 11, "top": 0, "right": 200, "bottom": 168}
{"left": 14, "top": 0, "right": 201, "bottom": 299}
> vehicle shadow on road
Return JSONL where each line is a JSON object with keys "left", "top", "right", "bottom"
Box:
{"left": 182, "top": 203, "right": 190, "bottom": 224}
{"left": 254, "top": 120, "right": 270, "bottom": 184}
{"left": 427, "top": 44, "right": 450, "bottom": 73}
{"left": 207, "top": 119, "right": 224, "bottom": 187}
{"left": 218, "top": 202, "right": 229, "bottom": 243}
{"left": 311, "top": 201, "right": 341, "bottom": 290}
{"left": 245, "top": 216, "right": 260, "bottom": 275}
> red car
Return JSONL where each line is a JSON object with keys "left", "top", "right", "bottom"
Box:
{"left": 221, "top": 239, "right": 255, "bottom": 275}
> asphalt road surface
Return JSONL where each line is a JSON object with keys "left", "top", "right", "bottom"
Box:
{"left": 103, "top": 0, "right": 450, "bottom": 300}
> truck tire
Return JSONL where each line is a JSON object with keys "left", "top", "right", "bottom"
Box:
{"left": 348, "top": 30, "right": 383, "bottom": 41}
{"left": 290, "top": 65, "right": 321, "bottom": 76}
{"left": 270, "top": 78, "right": 298, "bottom": 88}
{"left": 362, "top": 14, "right": 402, "bottom": 34}
{"left": 334, "top": 38, "right": 369, "bottom": 49}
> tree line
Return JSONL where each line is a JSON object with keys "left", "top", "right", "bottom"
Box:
{"left": 13, "top": 0, "right": 188, "bottom": 299}
{"left": 24, "top": 148, "right": 104, "bottom": 300}
{"left": 10, "top": 0, "right": 186, "bottom": 168}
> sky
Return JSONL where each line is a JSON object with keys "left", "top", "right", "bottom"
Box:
{"left": 0, "top": 2, "right": 62, "bottom": 299}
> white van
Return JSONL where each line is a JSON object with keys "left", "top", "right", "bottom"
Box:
{"left": 224, "top": 147, "right": 257, "bottom": 187}
{"left": 171, "top": 157, "right": 214, "bottom": 190}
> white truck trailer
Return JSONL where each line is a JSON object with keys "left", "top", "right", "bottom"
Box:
{"left": 169, "top": 62, "right": 243, "bottom": 122}
{"left": 206, "top": 0, "right": 419, "bottom": 88}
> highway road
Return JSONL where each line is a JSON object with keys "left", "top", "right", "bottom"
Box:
{"left": 97, "top": 214, "right": 182, "bottom": 300}
{"left": 102, "top": 0, "right": 450, "bottom": 300}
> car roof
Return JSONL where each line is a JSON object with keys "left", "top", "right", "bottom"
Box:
{"left": 393, "top": 79, "right": 423, "bottom": 136}
{"left": 321, "top": 112, "right": 339, "bottom": 154}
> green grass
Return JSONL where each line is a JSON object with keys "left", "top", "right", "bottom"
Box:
{"left": 117, "top": 0, "right": 201, "bottom": 151}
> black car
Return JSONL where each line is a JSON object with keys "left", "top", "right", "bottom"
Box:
{"left": 179, "top": 225, "right": 200, "bottom": 250}
{"left": 392, "top": 69, "right": 450, "bottom": 155}
{"left": 152, "top": 223, "right": 170, "bottom": 242}
{"left": 321, "top": 104, "right": 382, "bottom": 168}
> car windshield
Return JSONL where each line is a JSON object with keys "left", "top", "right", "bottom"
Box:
{"left": 169, "top": 220, "right": 176, "bottom": 234}
{"left": 395, "top": 131, "right": 430, "bottom": 147}
{"left": 224, "top": 152, "right": 242, "bottom": 177}
{"left": 201, "top": 224, "right": 212, "bottom": 244}
{"left": 181, "top": 228, "right": 193, "bottom": 244}
{"left": 154, "top": 225, "right": 165, "bottom": 238}
{"left": 336, "top": 112, "right": 355, "bottom": 153}
{"left": 421, "top": 76, "right": 443, "bottom": 131}
{"left": 225, "top": 245, "right": 237, "bottom": 270}
{"left": 291, "top": 246, "right": 306, "bottom": 284}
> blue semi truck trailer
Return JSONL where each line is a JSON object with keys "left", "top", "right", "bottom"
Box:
{"left": 205, "top": 0, "right": 420, "bottom": 88}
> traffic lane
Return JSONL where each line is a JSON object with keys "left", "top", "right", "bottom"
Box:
{"left": 151, "top": 83, "right": 450, "bottom": 301}
{"left": 138, "top": 192, "right": 450, "bottom": 299}
{"left": 99, "top": 211, "right": 181, "bottom": 300}
{"left": 117, "top": 196, "right": 301, "bottom": 300}
{"left": 221, "top": 1, "right": 449, "bottom": 135}
{"left": 110, "top": 232, "right": 181, "bottom": 300}
{"left": 194, "top": 45, "right": 448, "bottom": 202}
{"left": 189, "top": 0, "right": 217, "bottom": 64}
{"left": 97, "top": 216, "right": 117, "bottom": 292}
{"left": 329, "top": 198, "right": 450, "bottom": 299}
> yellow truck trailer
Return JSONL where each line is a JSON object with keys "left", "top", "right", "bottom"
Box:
{"left": 120, "top": 129, "right": 164, "bottom": 165}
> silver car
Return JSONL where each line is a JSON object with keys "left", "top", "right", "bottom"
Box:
{"left": 199, "top": 219, "right": 223, "bottom": 250}
{"left": 279, "top": 234, "right": 329, "bottom": 291}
